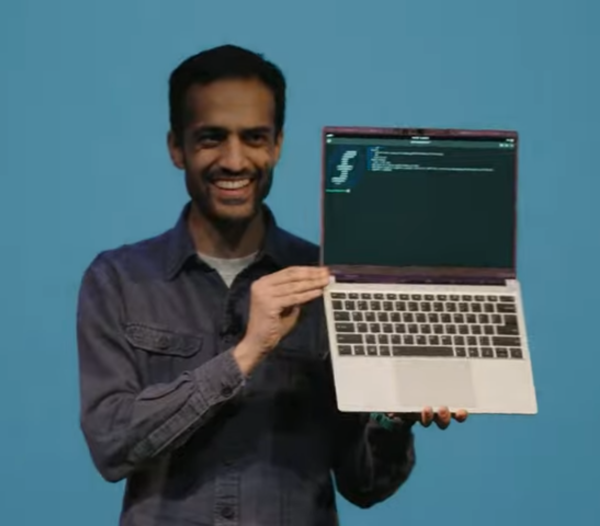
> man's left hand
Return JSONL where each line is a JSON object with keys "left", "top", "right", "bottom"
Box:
{"left": 390, "top": 406, "right": 468, "bottom": 430}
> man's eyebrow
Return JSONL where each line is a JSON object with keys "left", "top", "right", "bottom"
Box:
{"left": 242, "top": 126, "right": 273, "bottom": 134}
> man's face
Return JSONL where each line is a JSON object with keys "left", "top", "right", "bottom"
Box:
{"left": 168, "top": 78, "right": 282, "bottom": 225}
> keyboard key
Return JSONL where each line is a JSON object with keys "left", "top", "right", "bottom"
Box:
{"left": 338, "top": 345, "right": 352, "bottom": 355}
{"left": 337, "top": 334, "right": 362, "bottom": 344}
{"left": 335, "top": 323, "right": 354, "bottom": 333}
{"left": 377, "top": 312, "right": 388, "bottom": 322}
{"left": 497, "top": 325, "right": 519, "bottom": 335}
{"left": 481, "top": 347, "right": 494, "bottom": 358}
{"left": 510, "top": 348, "right": 523, "bottom": 359}
{"left": 498, "top": 304, "right": 516, "bottom": 313}
{"left": 391, "top": 346, "right": 454, "bottom": 357}
{"left": 493, "top": 336, "right": 520, "bottom": 346}
{"left": 334, "top": 311, "right": 350, "bottom": 321}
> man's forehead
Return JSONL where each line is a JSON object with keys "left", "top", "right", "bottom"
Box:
{"left": 185, "top": 80, "right": 274, "bottom": 113}
{"left": 184, "top": 87, "right": 274, "bottom": 134}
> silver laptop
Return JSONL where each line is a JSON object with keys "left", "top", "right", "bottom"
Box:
{"left": 321, "top": 126, "right": 538, "bottom": 415}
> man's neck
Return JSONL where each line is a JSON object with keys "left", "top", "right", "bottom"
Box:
{"left": 187, "top": 205, "right": 266, "bottom": 259}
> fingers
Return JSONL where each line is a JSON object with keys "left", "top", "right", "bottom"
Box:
{"left": 394, "top": 407, "right": 468, "bottom": 429}
{"left": 280, "top": 288, "right": 326, "bottom": 308}
{"left": 428, "top": 406, "right": 468, "bottom": 429}
{"left": 267, "top": 266, "right": 330, "bottom": 287}
{"left": 433, "top": 407, "right": 451, "bottom": 429}
{"left": 453, "top": 409, "right": 469, "bottom": 423}
{"left": 254, "top": 267, "right": 330, "bottom": 304}
{"left": 272, "top": 275, "right": 330, "bottom": 298}
{"left": 421, "top": 406, "right": 434, "bottom": 427}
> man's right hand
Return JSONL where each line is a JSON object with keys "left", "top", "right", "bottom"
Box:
{"left": 233, "top": 266, "right": 330, "bottom": 375}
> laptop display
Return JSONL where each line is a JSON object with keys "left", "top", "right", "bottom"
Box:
{"left": 321, "top": 128, "right": 518, "bottom": 275}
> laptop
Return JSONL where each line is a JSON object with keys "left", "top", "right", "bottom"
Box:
{"left": 321, "top": 126, "right": 538, "bottom": 415}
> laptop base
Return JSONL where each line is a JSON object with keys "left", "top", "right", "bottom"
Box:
{"left": 324, "top": 279, "right": 538, "bottom": 415}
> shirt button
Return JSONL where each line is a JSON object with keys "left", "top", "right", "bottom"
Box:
{"left": 221, "top": 506, "right": 234, "bottom": 519}
{"left": 221, "top": 384, "right": 232, "bottom": 396}
{"left": 157, "top": 335, "right": 170, "bottom": 349}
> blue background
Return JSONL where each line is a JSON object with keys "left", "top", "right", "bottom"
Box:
{"left": 1, "top": 0, "right": 598, "bottom": 524}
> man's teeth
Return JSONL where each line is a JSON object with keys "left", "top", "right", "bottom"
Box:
{"left": 213, "top": 179, "right": 251, "bottom": 190}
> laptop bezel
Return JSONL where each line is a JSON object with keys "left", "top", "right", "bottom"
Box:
{"left": 319, "top": 126, "right": 519, "bottom": 285}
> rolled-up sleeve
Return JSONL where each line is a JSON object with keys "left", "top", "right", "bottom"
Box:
{"left": 76, "top": 255, "right": 244, "bottom": 483}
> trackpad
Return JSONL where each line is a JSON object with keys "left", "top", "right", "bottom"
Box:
{"left": 394, "top": 360, "right": 477, "bottom": 409}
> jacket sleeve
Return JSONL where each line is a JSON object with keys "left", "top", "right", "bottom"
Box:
{"left": 332, "top": 411, "right": 416, "bottom": 508}
{"left": 76, "top": 255, "right": 245, "bottom": 483}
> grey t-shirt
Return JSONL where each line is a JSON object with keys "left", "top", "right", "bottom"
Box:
{"left": 198, "top": 251, "right": 258, "bottom": 287}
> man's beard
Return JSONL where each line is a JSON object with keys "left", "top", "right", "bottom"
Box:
{"left": 186, "top": 165, "right": 274, "bottom": 227}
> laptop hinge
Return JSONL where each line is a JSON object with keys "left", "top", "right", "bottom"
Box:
{"left": 329, "top": 266, "right": 513, "bottom": 287}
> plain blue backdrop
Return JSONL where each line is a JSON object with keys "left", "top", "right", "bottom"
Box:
{"left": 1, "top": 0, "right": 599, "bottom": 525}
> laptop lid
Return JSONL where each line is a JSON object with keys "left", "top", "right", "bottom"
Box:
{"left": 320, "top": 127, "right": 519, "bottom": 285}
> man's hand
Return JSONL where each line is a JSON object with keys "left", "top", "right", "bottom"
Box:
{"left": 390, "top": 406, "right": 468, "bottom": 430}
{"left": 234, "top": 266, "right": 330, "bottom": 375}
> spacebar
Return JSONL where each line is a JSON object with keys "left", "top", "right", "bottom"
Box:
{"left": 392, "top": 346, "right": 454, "bottom": 357}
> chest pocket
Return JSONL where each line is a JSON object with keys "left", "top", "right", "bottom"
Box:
{"left": 124, "top": 323, "right": 205, "bottom": 386}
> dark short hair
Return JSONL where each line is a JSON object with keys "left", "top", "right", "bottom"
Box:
{"left": 168, "top": 44, "right": 286, "bottom": 143}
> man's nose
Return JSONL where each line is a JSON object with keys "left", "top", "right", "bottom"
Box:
{"left": 219, "top": 138, "right": 248, "bottom": 173}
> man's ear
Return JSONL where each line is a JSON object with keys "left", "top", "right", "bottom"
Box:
{"left": 167, "top": 130, "right": 185, "bottom": 170}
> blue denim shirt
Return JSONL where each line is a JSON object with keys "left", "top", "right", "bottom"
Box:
{"left": 76, "top": 203, "right": 416, "bottom": 526}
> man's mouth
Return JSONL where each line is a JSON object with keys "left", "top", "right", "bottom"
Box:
{"left": 212, "top": 178, "right": 252, "bottom": 190}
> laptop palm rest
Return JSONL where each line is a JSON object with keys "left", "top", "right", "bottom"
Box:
{"left": 393, "top": 361, "right": 477, "bottom": 409}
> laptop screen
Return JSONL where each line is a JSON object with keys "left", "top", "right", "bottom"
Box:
{"left": 321, "top": 129, "right": 517, "bottom": 271}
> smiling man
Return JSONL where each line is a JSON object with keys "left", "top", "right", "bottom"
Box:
{"left": 76, "top": 44, "right": 466, "bottom": 526}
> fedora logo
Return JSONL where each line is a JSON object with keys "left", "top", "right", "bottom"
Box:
{"left": 331, "top": 150, "right": 358, "bottom": 185}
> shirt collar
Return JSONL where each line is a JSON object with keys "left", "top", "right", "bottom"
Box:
{"left": 164, "top": 202, "right": 297, "bottom": 280}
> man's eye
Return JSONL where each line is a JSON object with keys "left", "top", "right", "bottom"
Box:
{"left": 246, "top": 134, "right": 268, "bottom": 144}
{"left": 197, "top": 135, "right": 220, "bottom": 146}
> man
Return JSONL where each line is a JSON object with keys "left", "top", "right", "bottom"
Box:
{"left": 76, "top": 44, "right": 467, "bottom": 526}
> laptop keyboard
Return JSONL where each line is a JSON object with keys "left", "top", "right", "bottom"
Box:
{"left": 331, "top": 292, "right": 524, "bottom": 360}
